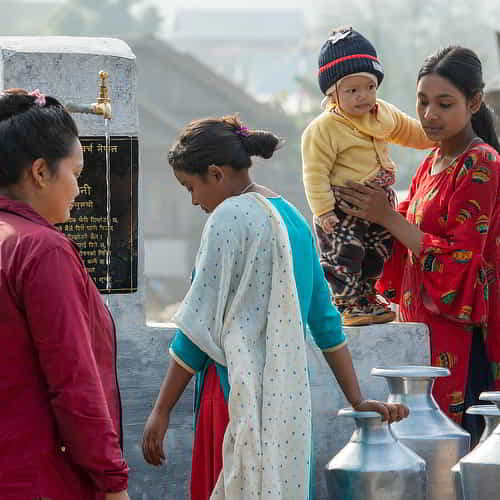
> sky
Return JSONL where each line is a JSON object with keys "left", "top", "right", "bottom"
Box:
{"left": 140, "top": 0, "right": 311, "bottom": 33}
{"left": 143, "top": 0, "right": 310, "bottom": 24}
{"left": 11, "top": 0, "right": 308, "bottom": 6}
{"left": 147, "top": 0, "right": 307, "bottom": 9}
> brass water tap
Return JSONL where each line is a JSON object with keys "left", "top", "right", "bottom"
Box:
{"left": 91, "top": 71, "right": 112, "bottom": 119}
{"left": 65, "top": 70, "right": 112, "bottom": 119}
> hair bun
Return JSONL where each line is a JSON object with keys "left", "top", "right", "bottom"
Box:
{"left": 0, "top": 89, "right": 62, "bottom": 123}
{"left": 240, "top": 130, "right": 281, "bottom": 159}
{"left": 0, "top": 91, "right": 34, "bottom": 122}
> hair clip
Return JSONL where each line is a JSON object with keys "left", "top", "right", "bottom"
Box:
{"left": 235, "top": 126, "right": 250, "bottom": 137}
{"left": 29, "top": 89, "right": 46, "bottom": 107}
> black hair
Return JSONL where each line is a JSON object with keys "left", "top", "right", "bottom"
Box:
{"left": 0, "top": 89, "right": 79, "bottom": 186}
{"left": 417, "top": 46, "right": 500, "bottom": 153}
{"left": 167, "top": 114, "right": 282, "bottom": 176}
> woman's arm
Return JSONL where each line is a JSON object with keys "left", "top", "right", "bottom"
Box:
{"left": 142, "top": 358, "right": 193, "bottom": 466}
{"left": 323, "top": 344, "right": 409, "bottom": 422}
{"left": 152, "top": 357, "right": 194, "bottom": 416}
{"left": 24, "top": 247, "right": 129, "bottom": 494}
{"left": 323, "top": 345, "right": 362, "bottom": 407}
{"left": 379, "top": 209, "right": 423, "bottom": 256}
{"left": 142, "top": 329, "right": 208, "bottom": 465}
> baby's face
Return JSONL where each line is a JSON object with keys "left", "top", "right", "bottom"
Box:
{"left": 333, "top": 75, "right": 377, "bottom": 116}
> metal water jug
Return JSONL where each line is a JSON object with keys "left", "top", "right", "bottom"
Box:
{"left": 451, "top": 404, "right": 500, "bottom": 499}
{"left": 451, "top": 462, "right": 464, "bottom": 500}
{"left": 464, "top": 404, "right": 500, "bottom": 444}
{"left": 454, "top": 392, "right": 500, "bottom": 500}
{"left": 372, "top": 366, "right": 470, "bottom": 500}
{"left": 324, "top": 408, "right": 427, "bottom": 500}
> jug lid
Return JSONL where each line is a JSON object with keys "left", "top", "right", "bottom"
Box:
{"left": 371, "top": 365, "right": 450, "bottom": 378}
{"left": 479, "top": 391, "right": 500, "bottom": 409}
{"left": 466, "top": 404, "right": 500, "bottom": 416}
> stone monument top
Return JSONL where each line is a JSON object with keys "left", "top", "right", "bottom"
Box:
{"left": 0, "top": 36, "right": 134, "bottom": 58}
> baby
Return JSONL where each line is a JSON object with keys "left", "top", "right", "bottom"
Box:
{"left": 302, "top": 27, "right": 433, "bottom": 326}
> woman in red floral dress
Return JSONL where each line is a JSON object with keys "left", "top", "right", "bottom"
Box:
{"left": 335, "top": 46, "right": 500, "bottom": 445}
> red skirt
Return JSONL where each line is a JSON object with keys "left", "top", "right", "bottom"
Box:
{"left": 190, "top": 364, "right": 229, "bottom": 500}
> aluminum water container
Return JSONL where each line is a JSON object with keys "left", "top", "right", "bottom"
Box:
{"left": 372, "top": 366, "right": 470, "bottom": 500}
{"left": 451, "top": 462, "right": 464, "bottom": 500}
{"left": 451, "top": 404, "right": 500, "bottom": 499}
{"left": 325, "top": 408, "right": 427, "bottom": 500}
{"left": 465, "top": 404, "right": 500, "bottom": 444}
{"left": 454, "top": 392, "right": 500, "bottom": 500}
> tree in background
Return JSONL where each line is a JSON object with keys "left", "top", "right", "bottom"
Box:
{"left": 45, "top": 0, "right": 162, "bottom": 37}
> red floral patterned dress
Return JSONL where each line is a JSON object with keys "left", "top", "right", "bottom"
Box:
{"left": 377, "top": 141, "right": 500, "bottom": 423}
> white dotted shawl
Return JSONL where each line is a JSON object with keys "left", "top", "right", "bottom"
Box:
{"left": 172, "top": 193, "right": 312, "bottom": 499}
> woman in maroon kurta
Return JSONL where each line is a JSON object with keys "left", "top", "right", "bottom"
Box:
{"left": 335, "top": 46, "right": 500, "bottom": 444}
{"left": 0, "top": 90, "right": 129, "bottom": 499}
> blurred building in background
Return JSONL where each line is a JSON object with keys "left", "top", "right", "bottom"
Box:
{"left": 166, "top": 8, "right": 312, "bottom": 112}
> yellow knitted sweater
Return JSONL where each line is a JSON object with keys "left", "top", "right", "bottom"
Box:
{"left": 301, "top": 99, "right": 433, "bottom": 217}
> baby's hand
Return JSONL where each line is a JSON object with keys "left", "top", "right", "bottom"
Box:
{"left": 318, "top": 211, "right": 339, "bottom": 234}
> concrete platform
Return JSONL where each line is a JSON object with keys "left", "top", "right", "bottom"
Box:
{"left": 131, "top": 321, "right": 429, "bottom": 499}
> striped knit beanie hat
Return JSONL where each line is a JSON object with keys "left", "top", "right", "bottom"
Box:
{"left": 318, "top": 27, "right": 384, "bottom": 95}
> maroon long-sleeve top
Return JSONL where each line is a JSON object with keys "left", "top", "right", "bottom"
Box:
{"left": 0, "top": 196, "right": 128, "bottom": 499}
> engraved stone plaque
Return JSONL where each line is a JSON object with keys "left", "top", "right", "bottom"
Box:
{"left": 58, "top": 136, "right": 138, "bottom": 293}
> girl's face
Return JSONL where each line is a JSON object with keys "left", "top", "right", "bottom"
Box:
{"left": 416, "top": 73, "right": 480, "bottom": 142}
{"left": 36, "top": 138, "right": 84, "bottom": 224}
{"left": 174, "top": 168, "right": 227, "bottom": 213}
{"left": 333, "top": 75, "right": 377, "bottom": 116}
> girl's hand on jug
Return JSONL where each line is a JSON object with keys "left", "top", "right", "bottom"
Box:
{"left": 354, "top": 399, "right": 409, "bottom": 423}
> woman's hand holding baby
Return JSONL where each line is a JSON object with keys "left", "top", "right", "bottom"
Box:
{"left": 334, "top": 181, "right": 393, "bottom": 226}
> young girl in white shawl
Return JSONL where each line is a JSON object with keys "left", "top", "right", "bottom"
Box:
{"left": 142, "top": 115, "right": 408, "bottom": 499}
